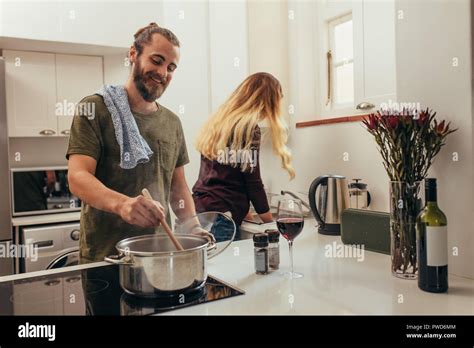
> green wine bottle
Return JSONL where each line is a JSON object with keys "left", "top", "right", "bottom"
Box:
{"left": 416, "top": 178, "right": 448, "bottom": 293}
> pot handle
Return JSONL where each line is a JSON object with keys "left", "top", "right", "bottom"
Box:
{"left": 207, "top": 240, "right": 218, "bottom": 255}
{"left": 104, "top": 254, "right": 133, "bottom": 265}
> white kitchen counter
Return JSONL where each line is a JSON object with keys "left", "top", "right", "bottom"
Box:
{"left": 168, "top": 220, "right": 474, "bottom": 315}
{"left": 2, "top": 219, "right": 473, "bottom": 315}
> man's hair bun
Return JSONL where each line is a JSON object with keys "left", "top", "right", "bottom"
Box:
{"left": 134, "top": 22, "right": 160, "bottom": 40}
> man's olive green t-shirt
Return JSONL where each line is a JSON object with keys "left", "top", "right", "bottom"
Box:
{"left": 66, "top": 94, "right": 189, "bottom": 264}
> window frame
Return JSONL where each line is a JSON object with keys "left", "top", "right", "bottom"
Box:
{"left": 327, "top": 12, "right": 354, "bottom": 109}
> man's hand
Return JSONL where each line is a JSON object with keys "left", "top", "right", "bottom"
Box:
{"left": 118, "top": 195, "right": 165, "bottom": 228}
{"left": 191, "top": 226, "right": 216, "bottom": 244}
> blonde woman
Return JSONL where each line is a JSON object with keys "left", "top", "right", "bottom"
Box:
{"left": 193, "top": 72, "right": 295, "bottom": 241}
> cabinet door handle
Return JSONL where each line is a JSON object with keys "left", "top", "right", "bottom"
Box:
{"left": 356, "top": 102, "right": 375, "bottom": 110}
{"left": 39, "top": 129, "right": 56, "bottom": 136}
{"left": 61, "top": 129, "right": 71, "bottom": 136}
{"left": 326, "top": 50, "right": 332, "bottom": 106}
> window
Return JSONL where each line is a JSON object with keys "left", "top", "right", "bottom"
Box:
{"left": 328, "top": 14, "right": 354, "bottom": 108}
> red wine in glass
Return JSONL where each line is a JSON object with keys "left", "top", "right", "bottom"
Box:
{"left": 276, "top": 218, "right": 304, "bottom": 241}
{"left": 277, "top": 198, "right": 304, "bottom": 279}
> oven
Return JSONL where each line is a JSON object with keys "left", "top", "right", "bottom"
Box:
{"left": 11, "top": 166, "right": 81, "bottom": 217}
{"left": 21, "top": 222, "right": 80, "bottom": 273}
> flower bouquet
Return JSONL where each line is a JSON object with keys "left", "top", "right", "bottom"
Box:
{"left": 362, "top": 108, "right": 456, "bottom": 278}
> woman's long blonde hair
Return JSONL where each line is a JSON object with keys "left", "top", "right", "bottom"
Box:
{"left": 196, "top": 72, "right": 295, "bottom": 179}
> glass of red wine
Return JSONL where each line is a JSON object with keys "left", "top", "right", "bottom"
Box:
{"left": 276, "top": 198, "right": 304, "bottom": 279}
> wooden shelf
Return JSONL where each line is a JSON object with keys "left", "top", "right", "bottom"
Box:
{"left": 296, "top": 114, "right": 369, "bottom": 128}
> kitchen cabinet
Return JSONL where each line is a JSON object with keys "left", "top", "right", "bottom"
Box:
{"left": 317, "top": 0, "right": 396, "bottom": 118}
{"left": 0, "top": 242, "right": 13, "bottom": 276}
{"left": 4, "top": 50, "right": 104, "bottom": 137}
{"left": 4, "top": 50, "right": 57, "bottom": 137}
{"left": 55, "top": 54, "right": 103, "bottom": 136}
{"left": 353, "top": 0, "right": 396, "bottom": 111}
{"left": 12, "top": 278, "right": 64, "bottom": 315}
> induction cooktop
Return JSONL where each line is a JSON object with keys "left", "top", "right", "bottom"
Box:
{"left": 0, "top": 264, "right": 244, "bottom": 316}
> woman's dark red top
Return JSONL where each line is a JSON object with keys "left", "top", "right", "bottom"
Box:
{"left": 192, "top": 126, "right": 269, "bottom": 226}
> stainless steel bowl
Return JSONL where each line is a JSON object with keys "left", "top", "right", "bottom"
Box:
{"left": 105, "top": 234, "right": 213, "bottom": 298}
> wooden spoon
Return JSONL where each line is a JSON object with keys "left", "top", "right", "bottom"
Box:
{"left": 141, "top": 188, "right": 184, "bottom": 251}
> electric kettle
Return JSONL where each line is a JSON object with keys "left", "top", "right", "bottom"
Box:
{"left": 308, "top": 175, "right": 349, "bottom": 235}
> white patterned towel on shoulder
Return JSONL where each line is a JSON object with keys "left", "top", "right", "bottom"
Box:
{"left": 97, "top": 85, "right": 153, "bottom": 169}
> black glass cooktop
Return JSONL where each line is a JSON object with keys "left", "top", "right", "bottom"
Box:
{"left": 0, "top": 264, "right": 244, "bottom": 316}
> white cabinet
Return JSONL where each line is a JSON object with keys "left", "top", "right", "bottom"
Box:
{"left": 5, "top": 50, "right": 103, "bottom": 137}
{"left": 353, "top": 0, "right": 396, "bottom": 110}
{"left": 317, "top": 0, "right": 396, "bottom": 118}
{"left": 55, "top": 54, "right": 103, "bottom": 136}
{"left": 5, "top": 50, "right": 57, "bottom": 137}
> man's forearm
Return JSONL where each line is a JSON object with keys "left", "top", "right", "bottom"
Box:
{"left": 170, "top": 183, "right": 197, "bottom": 221}
{"left": 70, "top": 170, "right": 128, "bottom": 215}
{"left": 170, "top": 166, "right": 198, "bottom": 222}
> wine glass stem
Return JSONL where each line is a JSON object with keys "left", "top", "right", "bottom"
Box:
{"left": 288, "top": 240, "right": 294, "bottom": 278}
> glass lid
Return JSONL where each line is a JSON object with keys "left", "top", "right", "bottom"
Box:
{"left": 174, "top": 211, "right": 236, "bottom": 259}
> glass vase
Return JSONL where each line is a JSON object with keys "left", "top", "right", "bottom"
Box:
{"left": 389, "top": 181, "right": 422, "bottom": 279}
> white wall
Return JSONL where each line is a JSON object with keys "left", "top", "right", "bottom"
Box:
{"left": 0, "top": 0, "right": 163, "bottom": 47}
{"left": 248, "top": 0, "right": 289, "bottom": 115}
{"left": 0, "top": 1, "right": 4, "bottom": 37}
{"left": 209, "top": 0, "right": 248, "bottom": 112}
{"left": 287, "top": 0, "right": 320, "bottom": 123}
{"left": 158, "top": 0, "right": 248, "bottom": 187}
{"left": 395, "top": 0, "right": 473, "bottom": 279}
{"left": 247, "top": 0, "right": 292, "bottom": 195}
{"left": 158, "top": 0, "right": 211, "bottom": 187}
{"left": 260, "top": 120, "right": 390, "bottom": 213}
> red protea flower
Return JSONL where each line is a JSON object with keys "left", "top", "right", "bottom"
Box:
{"left": 417, "top": 111, "right": 429, "bottom": 126}
{"left": 364, "top": 114, "right": 378, "bottom": 130}
{"left": 387, "top": 116, "right": 399, "bottom": 129}
{"left": 436, "top": 120, "right": 446, "bottom": 134}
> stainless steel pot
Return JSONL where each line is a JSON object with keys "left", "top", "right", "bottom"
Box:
{"left": 105, "top": 234, "right": 215, "bottom": 298}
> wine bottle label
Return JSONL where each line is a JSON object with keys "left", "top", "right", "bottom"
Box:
{"left": 426, "top": 226, "right": 448, "bottom": 266}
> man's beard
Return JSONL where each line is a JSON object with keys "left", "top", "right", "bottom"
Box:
{"left": 133, "top": 59, "right": 167, "bottom": 102}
